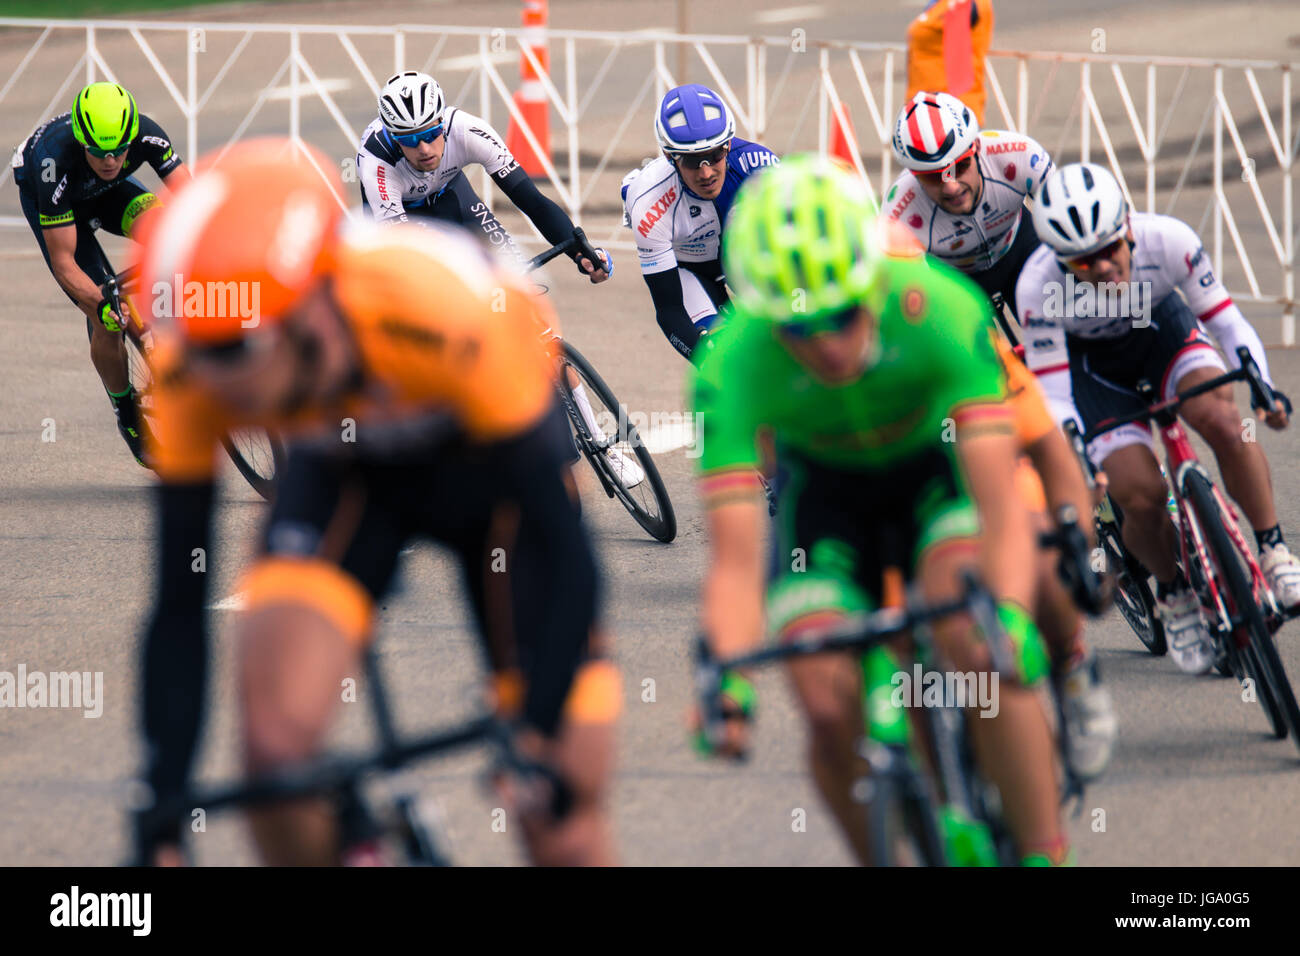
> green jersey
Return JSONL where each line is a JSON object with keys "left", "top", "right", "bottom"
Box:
{"left": 692, "top": 254, "right": 1013, "bottom": 484}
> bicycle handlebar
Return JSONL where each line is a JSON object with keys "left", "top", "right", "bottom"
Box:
{"left": 524, "top": 227, "right": 602, "bottom": 275}
{"left": 1080, "top": 347, "right": 1272, "bottom": 444}
{"left": 694, "top": 571, "right": 1013, "bottom": 752}
{"left": 1038, "top": 505, "right": 1109, "bottom": 616}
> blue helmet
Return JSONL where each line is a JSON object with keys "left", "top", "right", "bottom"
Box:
{"left": 655, "top": 84, "right": 735, "bottom": 155}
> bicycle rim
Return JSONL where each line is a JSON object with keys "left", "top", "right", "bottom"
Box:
{"left": 1184, "top": 470, "right": 1300, "bottom": 748}
{"left": 221, "top": 429, "right": 284, "bottom": 501}
{"left": 559, "top": 342, "right": 676, "bottom": 542}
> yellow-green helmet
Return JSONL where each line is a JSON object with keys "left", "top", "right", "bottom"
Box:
{"left": 723, "top": 154, "right": 882, "bottom": 325}
{"left": 71, "top": 82, "right": 140, "bottom": 153}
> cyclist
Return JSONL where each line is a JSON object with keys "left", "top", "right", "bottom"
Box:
{"left": 131, "top": 139, "right": 618, "bottom": 867}
{"left": 886, "top": 90, "right": 1052, "bottom": 319}
{"left": 1017, "top": 162, "right": 1300, "bottom": 674}
{"left": 355, "top": 71, "right": 640, "bottom": 487}
{"left": 11, "top": 82, "right": 190, "bottom": 465}
{"left": 880, "top": 221, "right": 1116, "bottom": 781}
{"left": 693, "top": 155, "right": 1070, "bottom": 865}
{"left": 620, "top": 83, "right": 779, "bottom": 362}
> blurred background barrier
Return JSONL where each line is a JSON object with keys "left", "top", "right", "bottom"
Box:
{"left": 1, "top": 15, "right": 1295, "bottom": 339}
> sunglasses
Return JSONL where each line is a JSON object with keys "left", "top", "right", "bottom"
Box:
{"left": 916, "top": 149, "right": 975, "bottom": 185}
{"left": 671, "top": 143, "right": 729, "bottom": 170}
{"left": 86, "top": 143, "right": 131, "bottom": 159}
{"left": 392, "top": 124, "right": 444, "bottom": 148}
{"left": 780, "top": 305, "right": 860, "bottom": 340}
{"left": 1063, "top": 237, "right": 1126, "bottom": 273}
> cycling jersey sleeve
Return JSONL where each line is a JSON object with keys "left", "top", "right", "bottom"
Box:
{"left": 136, "top": 115, "right": 183, "bottom": 179}
{"left": 692, "top": 324, "right": 764, "bottom": 481}
{"left": 493, "top": 166, "right": 578, "bottom": 251}
{"left": 1162, "top": 216, "right": 1274, "bottom": 386}
{"left": 644, "top": 268, "right": 703, "bottom": 360}
{"left": 356, "top": 149, "right": 409, "bottom": 224}
{"left": 1015, "top": 256, "right": 1081, "bottom": 427}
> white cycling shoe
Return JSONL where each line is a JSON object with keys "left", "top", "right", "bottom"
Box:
{"left": 605, "top": 447, "right": 646, "bottom": 489}
{"left": 1156, "top": 587, "right": 1217, "bottom": 675}
{"left": 1058, "top": 652, "right": 1118, "bottom": 781}
{"left": 1260, "top": 542, "right": 1300, "bottom": 611}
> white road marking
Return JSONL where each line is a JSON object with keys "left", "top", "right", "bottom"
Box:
{"left": 640, "top": 419, "right": 698, "bottom": 455}
{"left": 209, "top": 591, "right": 246, "bottom": 611}
{"left": 755, "top": 5, "right": 827, "bottom": 24}
{"left": 265, "top": 77, "right": 351, "bottom": 101}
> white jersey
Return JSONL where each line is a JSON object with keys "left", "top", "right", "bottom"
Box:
{"left": 619, "top": 138, "right": 779, "bottom": 276}
{"left": 356, "top": 109, "right": 519, "bottom": 223}
{"left": 1016, "top": 211, "right": 1274, "bottom": 423}
{"left": 885, "top": 129, "right": 1052, "bottom": 273}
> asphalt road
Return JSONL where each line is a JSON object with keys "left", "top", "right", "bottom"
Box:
{"left": 2, "top": 0, "right": 1300, "bottom": 866}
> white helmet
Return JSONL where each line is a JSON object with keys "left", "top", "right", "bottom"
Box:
{"left": 378, "top": 71, "right": 445, "bottom": 134}
{"left": 1032, "top": 162, "right": 1129, "bottom": 259}
{"left": 891, "top": 91, "right": 980, "bottom": 172}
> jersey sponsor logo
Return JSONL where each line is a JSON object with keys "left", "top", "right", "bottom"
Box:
{"left": 492, "top": 159, "right": 520, "bottom": 180}
{"left": 1185, "top": 245, "right": 1206, "bottom": 274}
{"left": 1023, "top": 314, "right": 1052, "bottom": 328}
{"left": 1199, "top": 272, "right": 1216, "bottom": 288}
{"left": 888, "top": 187, "right": 916, "bottom": 220}
{"left": 468, "top": 126, "right": 504, "bottom": 146}
{"left": 902, "top": 287, "right": 927, "bottom": 322}
{"left": 50, "top": 175, "right": 69, "bottom": 205}
{"left": 1030, "top": 154, "right": 1041, "bottom": 167}
{"left": 376, "top": 165, "right": 391, "bottom": 202}
{"left": 1004, "top": 163, "right": 1017, "bottom": 180}
{"left": 985, "top": 141, "right": 1027, "bottom": 155}
{"left": 908, "top": 213, "right": 923, "bottom": 229}
{"left": 737, "top": 150, "right": 777, "bottom": 174}
{"left": 140, "top": 135, "right": 170, "bottom": 149}
{"left": 1032, "top": 338, "right": 1054, "bottom": 348}
{"left": 637, "top": 186, "right": 677, "bottom": 237}
{"left": 690, "top": 204, "right": 701, "bottom": 217}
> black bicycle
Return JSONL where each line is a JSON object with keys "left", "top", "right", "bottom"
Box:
{"left": 697, "top": 570, "right": 1027, "bottom": 866}
{"left": 1062, "top": 420, "right": 1167, "bottom": 657}
{"left": 526, "top": 229, "right": 676, "bottom": 543}
{"left": 131, "top": 650, "right": 569, "bottom": 866}
{"left": 99, "top": 260, "right": 285, "bottom": 499}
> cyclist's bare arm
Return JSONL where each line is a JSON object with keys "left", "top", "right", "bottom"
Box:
{"left": 1024, "top": 426, "right": 1097, "bottom": 547}
{"left": 702, "top": 495, "right": 767, "bottom": 658}
{"left": 44, "top": 224, "right": 107, "bottom": 318}
{"left": 958, "top": 430, "right": 1037, "bottom": 608}
{"left": 160, "top": 163, "right": 192, "bottom": 191}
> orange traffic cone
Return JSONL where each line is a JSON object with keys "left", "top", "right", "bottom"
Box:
{"left": 829, "top": 102, "right": 859, "bottom": 170}
{"left": 505, "top": 1, "right": 551, "bottom": 177}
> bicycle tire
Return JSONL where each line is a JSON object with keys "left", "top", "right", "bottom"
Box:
{"left": 1183, "top": 469, "right": 1300, "bottom": 748}
{"left": 220, "top": 430, "right": 286, "bottom": 502}
{"left": 1100, "top": 518, "right": 1166, "bottom": 656}
{"left": 559, "top": 341, "right": 676, "bottom": 543}
{"left": 861, "top": 751, "right": 946, "bottom": 866}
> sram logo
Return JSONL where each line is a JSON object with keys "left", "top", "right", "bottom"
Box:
{"left": 637, "top": 186, "right": 677, "bottom": 237}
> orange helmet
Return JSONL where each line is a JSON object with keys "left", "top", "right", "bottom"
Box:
{"left": 134, "top": 137, "right": 346, "bottom": 346}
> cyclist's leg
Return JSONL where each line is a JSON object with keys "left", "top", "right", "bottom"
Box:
{"left": 439, "top": 404, "right": 616, "bottom": 865}
{"left": 237, "top": 445, "right": 406, "bottom": 865}
{"left": 767, "top": 453, "right": 885, "bottom": 864}
{"left": 911, "top": 495, "right": 1066, "bottom": 863}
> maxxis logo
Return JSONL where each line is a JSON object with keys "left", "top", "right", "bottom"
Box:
{"left": 637, "top": 186, "right": 677, "bottom": 237}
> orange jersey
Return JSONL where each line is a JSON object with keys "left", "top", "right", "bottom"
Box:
{"left": 145, "top": 222, "right": 559, "bottom": 483}
{"left": 993, "top": 334, "right": 1055, "bottom": 450}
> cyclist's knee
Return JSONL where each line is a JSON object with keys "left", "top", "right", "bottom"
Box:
{"left": 784, "top": 652, "right": 861, "bottom": 749}
{"left": 1185, "top": 396, "right": 1248, "bottom": 454}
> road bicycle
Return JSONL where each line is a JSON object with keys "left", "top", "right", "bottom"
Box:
{"left": 526, "top": 229, "right": 676, "bottom": 543}
{"left": 98, "top": 256, "right": 284, "bottom": 499}
{"left": 131, "top": 650, "right": 568, "bottom": 866}
{"left": 1077, "top": 348, "right": 1300, "bottom": 751}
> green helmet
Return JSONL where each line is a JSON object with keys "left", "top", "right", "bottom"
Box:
{"left": 71, "top": 82, "right": 140, "bottom": 153}
{"left": 723, "top": 154, "right": 882, "bottom": 325}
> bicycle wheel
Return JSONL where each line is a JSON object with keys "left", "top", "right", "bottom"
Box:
{"left": 1183, "top": 470, "right": 1300, "bottom": 748}
{"left": 1100, "top": 518, "right": 1166, "bottom": 655}
{"left": 221, "top": 430, "right": 286, "bottom": 502}
{"left": 860, "top": 748, "right": 946, "bottom": 866}
{"left": 558, "top": 341, "right": 676, "bottom": 543}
